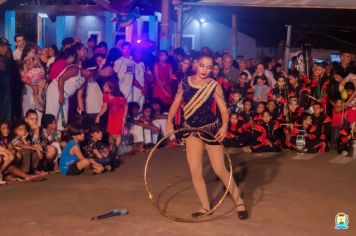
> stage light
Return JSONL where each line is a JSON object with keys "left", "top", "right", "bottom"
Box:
{"left": 137, "top": 39, "right": 142, "bottom": 44}
{"left": 38, "top": 13, "right": 48, "bottom": 18}
{"left": 199, "top": 18, "right": 205, "bottom": 23}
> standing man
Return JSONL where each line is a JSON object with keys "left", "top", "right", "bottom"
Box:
{"left": 0, "top": 38, "right": 12, "bottom": 122}
{"left": 114, "top": 42, "right": 142, "bottom": 104}
{"left": 13, "top": 34, "right": 26, "bottom": 63}
{"left": 221, "top": 54, "right": 240, "bottom": 87}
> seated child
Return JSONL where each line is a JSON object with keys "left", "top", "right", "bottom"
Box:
{"left": 243, "top": 111, "right": 282, "bottom": 153}
{"left": 60, "top": 125, "right": 104, "bottom": 176}
{"left": 0, "top": 121, "right": 44, "bottom": 183}
{"left": 130, "top": 104, "right": 159, "bottom": 153}
{"left": 267, "top": 100, "right": 283, "bottom": 121}
{"left": 289, "top": 113, "right": 326, "bottom": 153}
{"left": 151, "top": 98, "right": 177, "bottom": 146}
{"left": 252, "top": 77, "right": 270, "bottom": 103}
{"left": 268, "top": 76, "right": 287, "bottom": 110}
{"left": 41, "top": 114, "right": 62, "bottom": 171}
{"left": 224, "top": 113, "right": 246, "bottom": 147}
{"left": 337, "top": 125, "right": 356, "bottom": 156}
{"left": 253, "top": 102, "right": 266, "bottom": 124}
{"left": 309, "top": 102, "right": 331, "bottom": 152}
{"left": 12, "top": 120, "right": 43, "bottom": 174}
{"left": 25, "top": 109, "right": 57, "bottom": 172}
{"left": 82, "top": 124, "right": 115, "bottom": 171}
{"left": 229, "top": 91, "right": 244, "bottom": 114}
{"left": 330, "top": 100, "right": 343, "bottom": 149}
{"left": 239, "top": 99, "right": 254, "bottom": 123}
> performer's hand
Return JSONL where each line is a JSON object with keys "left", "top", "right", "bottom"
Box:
{"left": 215, "top": 127, "right": 227, "bottom": 142}
{"left": 166, "top": 121, "right": 174, "bottom": 136}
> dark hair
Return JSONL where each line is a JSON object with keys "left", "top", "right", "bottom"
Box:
{"left": 345, "top": 82, "right": 355, "bottom": 91}
{"left": 243, "top": 99, "right": 252, "bottom": 104}
{"left": 159, "top": 50, "right": 169, "bottom": 57}
{"left": 142, "top": 103, "right": 153, "bottom": 112}
{"left": 128, "top": 102, "right": 140, "bottom": 117}
{"left": 340, "top": 50, "right": 351, "bottom": 55}
{"left": 240, "top": 72, "right": 248, "bottom": 77}
{"left": 0, "top": 121, "right": 10, "bottom": 137}
{"left": 151, "top": 98, "right": 163, "bottom": 113}
{"left": 13, "top": 120, "right": 27, "bottom": 131}
{"left": 104, "top": 79, "right": 124, "bottom": 97}
{"left": 49, "top": 44, "right": 59, "bottom": 57}
{"left": 88, "top": 37, "right": 96, "bottom": 43}
{"left": 25, "top": 109, "right": 37, "bottom": 118}
{"left": 61, "top": 37, "right": 74, "bottom": 48}
{"left": 41, "top": 114, "right": 56, "bottom": 129}
{"left": 301, "top": 112, "right": 311, "bottom": 121}
{"left": 174, "top": 47, "right": 185, "bottom": 56}
{"left": 197, "top": 52, "right": 213, "bottom": 62}
{"left": 121, "top": 42, "right": 131, "bottom": 48}
{"left": 262, "top": 110, "right": 271, "bottom": 116}
{"left": 21, "top": 44, "right": 35, "bottom": 62}
{"left": 97, "top": 41, "right": 108, "bottom": 49}
{"left": 58, "top": 47, "right": 76, "bottom": 60}
{"left": 63, "top": 124, "right": 83, "bottom": 141}
{"left": 14, "top": 34, "right": 25, "bottom": 42}
{"left": 89, "top": 123, "right": 103, "bottom": 134}
{"left": 105, "top": 47, "right": 121, "bottom": 66}
{"left": 277, "top": 75, "right": 286, "bottom": 82}
{"left": 73, "top": 42, "right": 84, "bottom": 52}
{"left": 288, "top": 71, "right": 299, "bottom": 79}
{"left": 313, "top": 102, "right": 322, "bottom": 107}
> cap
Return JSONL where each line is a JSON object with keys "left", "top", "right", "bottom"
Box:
{"left": 0, "top": 37, "right": 11, "bottom": 47}
{"left": 82, "top": 59, "right": 97, "bottom": 70}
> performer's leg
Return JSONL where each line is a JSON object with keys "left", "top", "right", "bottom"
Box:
{"left": 205, "top": 144, "right": 246, "bottom": 211}
{"left": 186, "top": 136, "right": 210, "bottom": 210}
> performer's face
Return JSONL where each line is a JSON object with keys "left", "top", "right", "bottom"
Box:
{"left": 197, "top": 57, "right": 213, "bottom": 79}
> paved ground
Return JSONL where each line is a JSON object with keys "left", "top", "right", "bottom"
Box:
{"left": 0, "top": 147, "right": 355, "bottom": 236}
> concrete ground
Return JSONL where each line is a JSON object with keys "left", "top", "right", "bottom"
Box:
{"left": 0, "top": 147, "right": 355, "bottom": 236}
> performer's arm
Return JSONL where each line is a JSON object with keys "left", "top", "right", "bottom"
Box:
{"left": 166, "top": 83, "right": 183, "bottom": 134}
{"left": 214, "top": 84, "right": 229, "bottom": 141}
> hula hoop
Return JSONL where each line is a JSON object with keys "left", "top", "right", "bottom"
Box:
{"left": 144, "top": 127, "right": 233, "bottom": 222}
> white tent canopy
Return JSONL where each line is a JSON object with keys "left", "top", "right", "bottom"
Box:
{"left": 186, "top": 0, "right": 356, "bottom": 9}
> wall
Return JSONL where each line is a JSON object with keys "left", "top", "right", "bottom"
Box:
{"left": 0, "top": 11, "right": 4, "bottom": 38}
{"left": 43, "top": 15, "right": 106, "bottom": 48}
{"left": 183, "top": 18, "right": 257, "bottom": 58}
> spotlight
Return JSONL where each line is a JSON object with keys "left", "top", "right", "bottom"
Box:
{"left": 199, "top": 18, "right": 205, "bottom": 23}
{"left": 38, "top": 13, "right": 49, "bottom": 18}
{"left": 137, "top": 39, "right": 142, "bottom": 44}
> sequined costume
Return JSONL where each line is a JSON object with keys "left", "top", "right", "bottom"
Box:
{"left": 181, "top": 77, "right": 220, "bottom": 145}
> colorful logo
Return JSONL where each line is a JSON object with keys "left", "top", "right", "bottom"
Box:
{"left": 335, "top": 212, "right": 349, "bottom": 230}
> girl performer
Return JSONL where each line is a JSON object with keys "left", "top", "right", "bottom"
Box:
{"left": 166, "top": 54, "right": 248, "bottom": 220}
